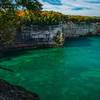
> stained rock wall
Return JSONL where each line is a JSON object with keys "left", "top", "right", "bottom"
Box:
{"left": 15, "top": 22, "right": 100, "bottom": 48}
{"left": 62, "top": 22, "right": 98, "bottom": 38}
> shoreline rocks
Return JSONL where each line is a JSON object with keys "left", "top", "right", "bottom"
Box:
{"left": 0, "top": 79, "right": 38, "bottom": 100}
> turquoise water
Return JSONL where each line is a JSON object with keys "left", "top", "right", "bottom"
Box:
{"left": 0, "top": 36, "right": 100, "bottom": 100}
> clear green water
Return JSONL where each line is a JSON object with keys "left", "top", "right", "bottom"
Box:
{"left": 0, "top": 36, "right": 100, "bottom": 100}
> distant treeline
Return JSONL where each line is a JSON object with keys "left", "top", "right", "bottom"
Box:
{"left": 16, "top": 10, "right": 100, "bottom": 25}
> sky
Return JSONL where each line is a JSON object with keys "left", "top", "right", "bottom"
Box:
{"left": 39, "top": 0, "right": 100, "bottom": 16}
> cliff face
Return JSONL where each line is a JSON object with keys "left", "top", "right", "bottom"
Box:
{"left": 62, "top": 22, "right": 99, "bottom": 38}
{"left": 0, "top": 79, "right": 38, "bottom": 100}
{"left": 1, "top": 22, "right": 99, "bottom": 49}
{"left": 15, "top": 24, "right": 65, "bottom": 48}
{"left": 13, "top": 22, "right": 100, "bottom": 48}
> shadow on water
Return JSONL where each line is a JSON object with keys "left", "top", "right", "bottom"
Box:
{"left": 64, "top": 37, "right": 92, "bottom": 47}
{"left": 0, "top": 47, "right": 54, "bottom": 62}
{"left": 0, "top": 65, "right": 14, "bottom": 72}
{"left": 0, "top": 48, "right": 38, "bottom": 64}
{"left": 0, "top": 50, "right": 33, "bottom": 72}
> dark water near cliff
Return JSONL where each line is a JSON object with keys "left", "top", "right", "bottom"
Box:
{"left": 0, "top": 36, "right": 100, "bottom": 100}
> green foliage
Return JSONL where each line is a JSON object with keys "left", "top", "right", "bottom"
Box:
{"left": 20, "top": 10, "right": 100, "bottom": 25}
{"left": 16, "top": 0, "right": 43, "bottom": 10}
{"left": 0, "top": 0, "right": 18, "bottom": 46}
{"left": 67, "top": 15, "right": 100, "bottom": 23}
{"left": 24, "top": 11, "right": 64, "bottom": 25}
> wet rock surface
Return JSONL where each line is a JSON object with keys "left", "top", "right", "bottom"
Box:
{"left": 0, "top": 79, "right": 38, "bottom": 100}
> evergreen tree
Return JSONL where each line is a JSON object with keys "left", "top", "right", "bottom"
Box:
{"left": 16, "top": 0, "right": 43, "bottom": 10}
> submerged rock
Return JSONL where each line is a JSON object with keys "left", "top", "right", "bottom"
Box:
{"left": 0, "top": 79, "right": 38, "bottom": 100}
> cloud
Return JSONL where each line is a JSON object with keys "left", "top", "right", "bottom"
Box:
{"left": 42, "top": 0, "right": 62, "bottom": 5}
{"left": 71, "top": 7, "right": 91, "bottom": 10}
{"left": 85, "top": 0, "right": 100, "bottom": 3}
{"left": 39, "top": 0, "right": 100, "bottom": 16}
